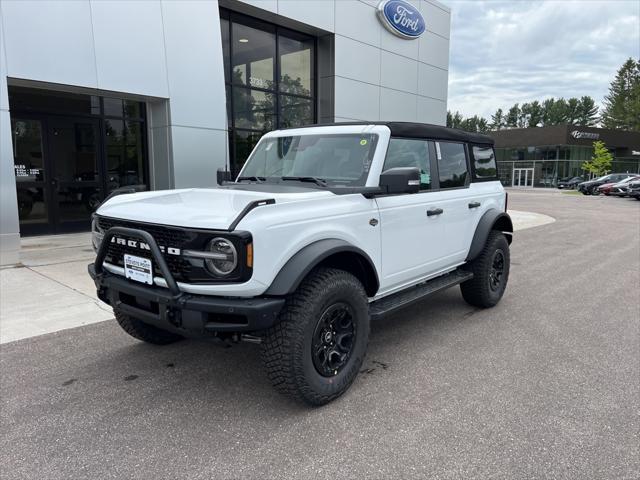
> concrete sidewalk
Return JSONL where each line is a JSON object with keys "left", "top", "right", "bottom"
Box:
{"left": 0, "top": 233, "right": 113, "bottom": 344}
{"left": 0, "top": 209, "right": 553, "bottom": 344}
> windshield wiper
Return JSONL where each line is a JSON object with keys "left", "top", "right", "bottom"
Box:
{"left": 281, "top": 176, "right": 328, "bottom": 187}
{"left": 237, "top": 176, "right": 266, "bottom": 183}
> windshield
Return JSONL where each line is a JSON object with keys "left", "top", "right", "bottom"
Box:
{"left": 239, "top": 133, "right": 379, "bottom": 187}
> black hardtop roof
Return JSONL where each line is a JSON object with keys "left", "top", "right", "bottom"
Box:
{"left": 278, "top": 121, "right": 495, "bottom": 145}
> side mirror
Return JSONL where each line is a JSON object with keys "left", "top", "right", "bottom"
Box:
{"left": 217, "top": 168, "right": 232, "bottom": 185}
{"left": 379, "top": 167, "right": 421, "bottom": 195}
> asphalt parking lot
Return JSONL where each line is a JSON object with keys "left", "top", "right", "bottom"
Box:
{"left": 1, "top": 190, "right": 638, "bottom": 480}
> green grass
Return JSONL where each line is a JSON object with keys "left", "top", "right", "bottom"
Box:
{"left": 561, "top": 190, "right": 582, "bottom": 195}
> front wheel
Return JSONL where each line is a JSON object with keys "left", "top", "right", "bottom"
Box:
{"left": 461, "top": 231, "right": 510, "bottom": 308}
{"left": 114, "top": 309, "right": 183, "bottom": 345}
{"left": 261, "top": 268, "right": 370, "bottom": 406}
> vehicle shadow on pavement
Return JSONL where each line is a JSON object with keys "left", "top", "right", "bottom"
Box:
{"left": 2, "top": 288, "right": 481, "bottom": 420}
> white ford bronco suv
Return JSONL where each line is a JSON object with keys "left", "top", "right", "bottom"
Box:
{"left": 89, "top": 122, "right": 512, "bottom": 405}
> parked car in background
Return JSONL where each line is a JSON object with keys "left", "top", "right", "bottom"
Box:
{"left": 620, "top": 180, "right": 640, "bottom": 200}
{"left": 577, "top": 173, "right": 634, "bottom": 195}
{"left": 607, "top": 177, "right": 640, "bottom": 197}
{"left": 557, "top": 176, "right": 584, "bottom": 189}
{"left": 595, "top": 176, "right": 639, "bottom": 195}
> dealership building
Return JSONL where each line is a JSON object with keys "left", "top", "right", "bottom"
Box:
{"left": 0, "top": 0, "right": 451, "bottom": 265}
{"left": 491, "top": 125, "right": 640, "bottom": 188}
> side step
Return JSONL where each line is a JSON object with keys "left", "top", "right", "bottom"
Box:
{"left": 369, "top": 269, "right": 473, "bottom": 320}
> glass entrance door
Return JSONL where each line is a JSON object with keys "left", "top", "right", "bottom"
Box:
{"left": 11, "top": 116, "right": 102, "bottom": 234}
{"left": 12, "top": 118, "right": 50, "bottom": 234}
{"left": 513, "top": 168, "right": 534, "bottom": 187}
{"left": 48, "top": 117, "right": 102, "bottom": 230}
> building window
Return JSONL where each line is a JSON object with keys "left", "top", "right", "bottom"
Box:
{"left": 220, "top": 9, "right": 316, "bottom": 175}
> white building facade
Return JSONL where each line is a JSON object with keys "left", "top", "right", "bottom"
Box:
{"left": 0, "top": 0, "right": 451, "bottom": 264}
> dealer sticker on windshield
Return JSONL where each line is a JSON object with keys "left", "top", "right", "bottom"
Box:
{"left": 124, "top": 254, "right": 153, "bottom": 285}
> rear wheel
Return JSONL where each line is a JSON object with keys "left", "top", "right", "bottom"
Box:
{"left": 461, "top": 231, "right": 510, "bottom": 308}
{"left": 261, "top": 268, "right": 370, "bottom": 406}
{"left": 114, "top": 309, "right": 183, "bottom": 345}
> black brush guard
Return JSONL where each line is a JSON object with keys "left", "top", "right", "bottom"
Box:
{"left": 89, "top": 226, "right": 284, "bottom": 335}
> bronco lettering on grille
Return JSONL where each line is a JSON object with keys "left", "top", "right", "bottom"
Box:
{"left": 110, "top": 236, "right": 181, "bottom": 256}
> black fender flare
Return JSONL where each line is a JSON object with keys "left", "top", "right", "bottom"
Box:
{"left": 264, "top": 239, "right": 379, "bottom": 297}
{"left": 466, "top": 209, "right": 513, "bottom": 262}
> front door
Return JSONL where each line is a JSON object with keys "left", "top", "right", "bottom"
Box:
{"left": 512, "top": 168, "right": 533, "bottom": 187}
{"left": 11, "top": 116, "right": 102, "bottom": 235}
{"left": 375, "top": 138, "right": 447, "bottom": 296}
{"left": 48, "top": 117, "right": 102, "bottom": 232}
{"left": 12, "top": 118, "right": 50, "bottom": 235}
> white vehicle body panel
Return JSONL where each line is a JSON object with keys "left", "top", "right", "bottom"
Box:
{"left": 97, "top": 187, "right": 333, "bottom": 230}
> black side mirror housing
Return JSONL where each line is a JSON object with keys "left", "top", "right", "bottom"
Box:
{"left": 379, "top": 167, "right": 421, "bottom": 195}
{"left": 217, "top": 168, "right": 232, "bottom": 185}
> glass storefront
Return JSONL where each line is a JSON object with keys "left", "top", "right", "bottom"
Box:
{"left": 220, "top": 9, "right": 316, "bottom": 175}
{"left": 496, "top": 144, "right": 640, "bottom": 187}
{"left": 9, "top": 86, "right": 148, "bottom": 234}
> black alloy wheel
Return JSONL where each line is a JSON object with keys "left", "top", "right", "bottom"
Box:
{"left": 311, "top": 302, "right": 356, "bottom": 377}
{"left": 488, "top": 250, "right": 505, "bottom": 292}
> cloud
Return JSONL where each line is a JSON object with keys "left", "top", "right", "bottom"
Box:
{"left": 440, "top": 0, "right": 640, "bottom": 120}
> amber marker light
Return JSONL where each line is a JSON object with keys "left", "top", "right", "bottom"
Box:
{"left": 246, "top": 243, "right": 254, "bottom": 268}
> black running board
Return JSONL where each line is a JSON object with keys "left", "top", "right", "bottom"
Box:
{"left": 369, "top": 269, "right": 473, "bottom": 320}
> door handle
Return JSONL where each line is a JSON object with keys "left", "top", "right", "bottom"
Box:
{"left": 468, "top": 201, "right": 481, "bottom": 209}
{"left": 427, "top": 208, "right": 443, "bottom": 216}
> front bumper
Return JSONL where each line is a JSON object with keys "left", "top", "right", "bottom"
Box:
{"left": 89, "top": 225, "right": 284, "bottom": 336}
{"left": 89, "top": 264, "right": 285, "bottom": 334}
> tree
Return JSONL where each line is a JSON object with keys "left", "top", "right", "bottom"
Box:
{"left": 601, "top": 58, "right": 640, "bottom": 131}
{"left": 446, "top": 111, "right": 490, "bottom": 133}
{"left": 446, "top": 110, "right": 464, "bottom": 129}
{"left": 461, "top": 115, "right": 489, "bottom": 133}
{"left": 582, "top": 140, "right": 613, "bottom": 177}
{"left": 505, "top": 104, "right": 520, "bottom": 128}
{"left": 527, "top": 100, "right": 543, "bottom": 127}
{"left": 543, "top": 98, "right": 569, "bottom": 125}
{"left": 576, "top": 96, "right": 599, "bottom": 126}
{"left": 490, "top": 108, "right": 505, "bottom": 130}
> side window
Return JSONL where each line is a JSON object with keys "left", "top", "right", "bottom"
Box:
{"left": 383, "top": 138, "right": 431, "bottom": 190}
{"left": 472, "top": 145, "right": 498, "bottom": 180}
{"left": 436, "top": 142, "right": 467, "bottom": 188}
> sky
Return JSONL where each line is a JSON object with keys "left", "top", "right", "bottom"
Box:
{"left": 440, "top": 0, "right": 640, "bottom": 120}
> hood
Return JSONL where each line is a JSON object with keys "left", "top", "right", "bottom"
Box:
{"left": 96, "top": 187, "right": 333, "bottom": 230}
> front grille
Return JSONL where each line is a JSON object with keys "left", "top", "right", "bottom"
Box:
{"left": 98, "top": 217, "right": 196, "bottom": 282}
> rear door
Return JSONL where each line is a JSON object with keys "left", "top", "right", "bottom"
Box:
{"left": 432, "top": 140, "right": 474, "bottom": 263}
{"left": 376, "top": 138, "right": 446, "bottom": 294}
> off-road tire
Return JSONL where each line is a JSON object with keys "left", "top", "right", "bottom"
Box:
{"left": 461, "top": 231, "right": 510, "bottom": 308}
{"left": 114, "top": 309, "right": 183, "bottom": 345}
{"left": 261, "top": 268, "right": 370, "bottom": 406}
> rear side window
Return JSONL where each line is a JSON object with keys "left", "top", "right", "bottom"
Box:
{"left": 472, "top": 146, "right": 498, "bottom": 180}
{"left": 436, "top": 142, "right": 467, "bottom": 188}
{"left": 384, "top": 138, "right": 431, "bottom": 190}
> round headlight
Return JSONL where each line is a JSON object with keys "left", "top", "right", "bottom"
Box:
{"left": 205, "top": 237, "right": 238, "bottom": 276}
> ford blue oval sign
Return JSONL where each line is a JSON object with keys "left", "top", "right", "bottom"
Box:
{"left": 377, "top": 0, "right": 426, "bottom": 39}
